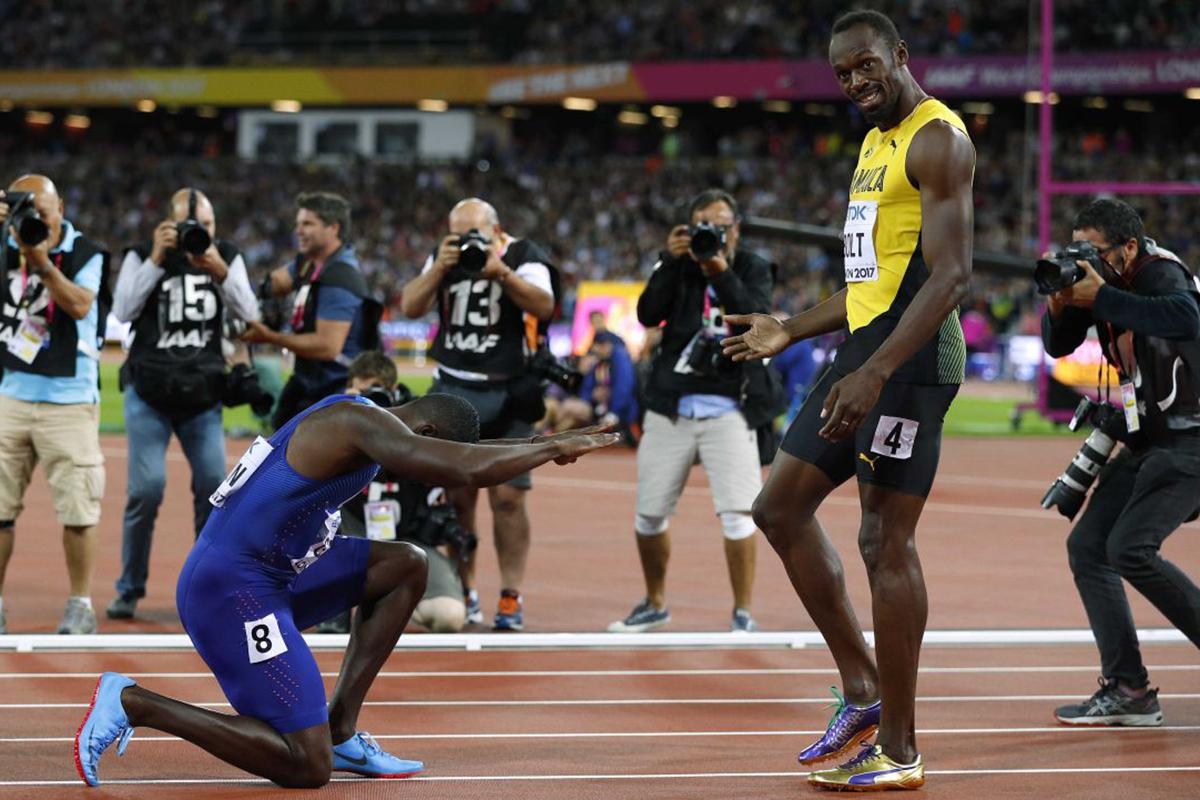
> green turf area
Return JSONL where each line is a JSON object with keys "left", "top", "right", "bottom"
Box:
{"left": 943, "top": 393, "right": 1071, "bottom": 436}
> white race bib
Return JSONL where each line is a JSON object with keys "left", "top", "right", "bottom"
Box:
{"left": 210, "top": 436, "right": 273, "bottom": 508}
{"left": 843, "top": 200, "right": 879, "bottom": 283}
{"left": 244, "top": 612, "right": 288, "bottom": 664}
{"left": 871, "top": 415, "right": 919, "bottom": 460}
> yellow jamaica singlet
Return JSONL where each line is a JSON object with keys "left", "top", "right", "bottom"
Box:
{"left": 834, "top": 96, "right": 971, "bottom": 385}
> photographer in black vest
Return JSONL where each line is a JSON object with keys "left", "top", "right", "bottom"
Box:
{"left": 243, "top": 192, "right": 381, "bottom": 429}
{"left": 610, "top": 189, "right": 781, "bottom": 635}
{"left": 107, "top": 188, "right": 259, "bottom": 620}
{"left": 0, "top": 174, "right": 110, "bottom": 635}
{"left": 400, "top": 198, "right": 557, "bottom": 631}
{"left": 1041, "top": 198, "right": 1200, "bottom": 726}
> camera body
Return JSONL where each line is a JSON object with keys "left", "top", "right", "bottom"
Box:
{"left": 689, "top": 221, "right": 727, "bottom": 262}
{"left": 408, "top": 493, "right": 477, "bottom": 566}
{"left": 455, "top": 229, "right": 491, "bottom": 274}
{"left": 1041, "top": 397, "right": 1126, "bottom": 520}
{"left": 686, "top": 334, "right": 740, "bottom": 379}
{"left": 175, "top": 188, "right": 212, "bottom": 256}
{"left": 3, "top": 191, "right": 50, "bottom": 247}
{"left": 1034, "top": 240, "right": 1107, "bottom": 295}
{"left": 528, "top": 345, "right": 583, "bottom": 394}
{"left": 360, "top": 382, "right": 414, "bottom": 409}
{"left": 221, "top": 362, "right": 275, "bottom": 417}
{"left": 176, "top": 219, "right": 212, "bottom": 256}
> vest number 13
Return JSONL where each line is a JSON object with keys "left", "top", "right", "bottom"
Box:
{"left": 447, "top": 279, "right": 501, "bottom": 328}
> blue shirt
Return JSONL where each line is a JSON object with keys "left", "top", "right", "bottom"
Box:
{"left": 289, "top": 245, "right": 365, "bottom": 386}
{"left": 678, "top": 393, "right": 739, "bottom": 419}
{"left": 0, "top": 221, "right": 102, "bottom": 404}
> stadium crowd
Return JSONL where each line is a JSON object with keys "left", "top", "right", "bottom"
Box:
{"left": 3, "top": 0, "right": 1197, "bottom": 68}
{"left": 1, "top": 111, "right": 1197, "bottom": 344}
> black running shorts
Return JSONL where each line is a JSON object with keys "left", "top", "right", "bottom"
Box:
{"left": 780, "top": 366, "right": 959, "bottom": 498}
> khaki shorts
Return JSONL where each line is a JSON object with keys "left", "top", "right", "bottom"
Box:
{"left": 0, "top": 396, "right": 105, "bottom": 527}
{"left": 636, "top": 409, "right": 762, "bottom": 519}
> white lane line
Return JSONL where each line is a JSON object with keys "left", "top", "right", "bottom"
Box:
{"left": 6, "top": 726, "right": 1200, "bottom": 744}
{"left": 4, "top": 693, "right": 1200, "bottom": 711}
{"left": 0, "top": 664, "right": 1196, "bottom": 679}
{"left": 6, "top": 765, "right": 1200, "bottom": 786}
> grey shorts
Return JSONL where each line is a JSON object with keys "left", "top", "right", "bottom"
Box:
{"left": 636, "top": 409, "right": 762, "bottom": 520}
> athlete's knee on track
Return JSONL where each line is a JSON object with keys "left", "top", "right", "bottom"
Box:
{"left": 277, "top": 737, "right": 332, "bottom": 788}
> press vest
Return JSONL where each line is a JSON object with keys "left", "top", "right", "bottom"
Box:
{"left": 430, "top": 238, "right": 556, "bottom": 378}
{"left": 835, "top": 96, "right": 970, "bottom": 385}
{"left": 0, "top": 234, "right": 108, "bottom": 377}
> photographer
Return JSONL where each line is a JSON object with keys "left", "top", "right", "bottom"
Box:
{"left": 244, "top": 192, "right": 381, "bottom": 429}
{"left": 1041, "top": 198, "right": 1200, "bottom": 726}
{"left": 315, "top": 351, "right": 471, "bottom": 634}
{"left": 106, "top": 188, "right": 259, "bottom": 620}
{"left": 400, "top": 198, "right": 557, "bottom": 631}
{"left": 609, "top": 189, "right": 778, "bottom": 634}
{"left": 0, "top": 175, "right": 109, "bottom": 635}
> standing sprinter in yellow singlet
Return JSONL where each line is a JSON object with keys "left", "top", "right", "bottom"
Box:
{"left": 722, "top": 10, "right": 974, "bottom": 792}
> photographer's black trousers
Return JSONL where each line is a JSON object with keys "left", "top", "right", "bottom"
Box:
{"left": 1066, "top": 437, "right": 1200, "bottom": 688}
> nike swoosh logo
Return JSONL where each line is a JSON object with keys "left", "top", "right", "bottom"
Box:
{"left": 339, "top": 751, "right": 370, "bottom": 767}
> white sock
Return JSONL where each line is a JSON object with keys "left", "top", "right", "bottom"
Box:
{"left": 70, "top": 596, "right": 93, "bottom": 610}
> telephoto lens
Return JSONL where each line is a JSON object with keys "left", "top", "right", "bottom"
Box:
{"left": 1040, "top": 398, "right": 1123, "bottom": 520}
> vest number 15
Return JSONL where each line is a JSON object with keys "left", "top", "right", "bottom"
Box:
{"left": 163, "top": 274, "right": 216, "bottom": 323}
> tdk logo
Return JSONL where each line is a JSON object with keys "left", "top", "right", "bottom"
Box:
{"left": 848, "top": 205, "right": 870, "bottom": 221}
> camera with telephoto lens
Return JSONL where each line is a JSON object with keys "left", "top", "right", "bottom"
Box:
{"left": 221, "top": 362, "right": 275, "bottom": 417}
{"left": 175, "top": 189, "right": 212, "bottom": 256}
{"left": 2, "top": 191, "right": 50, "bottom": 246}
{"left": 455, "top": 228, "right": 491, "bottom": 274}
{"left": 1041, "top": 397, "right": 1126, "bottom": 520}
{"left": 256, "top": 275, "right": 288, "bottom": 331}
{"left": 410, "top": 501, "right": 477, "bottom": 568}
{"left": 529, "top": 345, "right": 583, "bottom": 394}
{"left": 1034, "top": 240, "right": 1107, "bottom": 295}
{"left": 689, "top": 221, "right": 727, "bottom": 262}
{"left": 687, "top": 333, "right": 740, "bottom": 379}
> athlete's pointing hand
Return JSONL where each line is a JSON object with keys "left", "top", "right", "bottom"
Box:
{"left": 721, "top": 313, "right": 791, "bottom": 361}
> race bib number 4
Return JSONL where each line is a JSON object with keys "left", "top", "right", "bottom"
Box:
{"left": 843, "top": 200, "right": 879, "bottom": 283}
{"left": 871, "top": 415, "right": 919, "bottom": 460}
{"left": 244, "top": 612, "right": 288, "bottom": 664}
{"left": 210, "top": 436, "right": 273, "bottom": 508}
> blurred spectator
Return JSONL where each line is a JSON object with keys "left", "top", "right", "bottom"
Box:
{"left": 770, "top": 337, "right": 818, "bottom": 428}
{"left": 0, "top": 174, "right": 109, "bottom": 634}
{"left": 106, "top": 188, "right": 259, "bottom": 621}
{"left": 549, "top": 329, "right": 638, "bottom": 435}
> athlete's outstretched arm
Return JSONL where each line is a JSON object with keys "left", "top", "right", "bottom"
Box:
{"left": 818, "top": 121, "right": 974, "bottom": 441}
{"left": 722, "top": 289, "right": 848, "bottom": 361}
{"left": 342, "top": 404, "right": 618, "bottom": 487}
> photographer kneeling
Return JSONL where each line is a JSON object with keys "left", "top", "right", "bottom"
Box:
{"left": 610, "top": 189, "right": 780, "bottom": 634}
{"left": 1040, "top": 198, "right": 1200, "bottom": 726}
{"left": 316, "top": 351, "right": 473, "bottom": 634}
{"left": 108, "top": 188, "right": 260, "bottom": 620}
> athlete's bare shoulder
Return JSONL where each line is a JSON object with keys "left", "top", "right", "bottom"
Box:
{"left": 286, "top": 399, "right": 405, "bottom": 480}
{"left": 905, "top": 117, "right": 974, "bottom": 192}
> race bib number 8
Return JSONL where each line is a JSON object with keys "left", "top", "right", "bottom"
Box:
{"left": 843, "top": 200, "right": 879, "bottom": 283}
{"left": 210, "top": 436, "right": 273, "bottom": 508}
{"left": 244, "top": 612, "right": 288, "bottom": 664}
